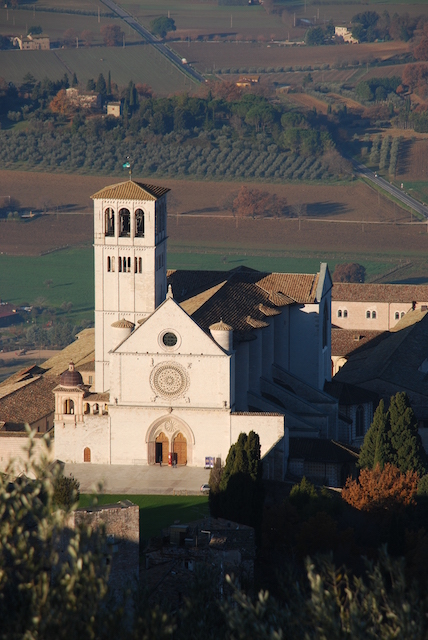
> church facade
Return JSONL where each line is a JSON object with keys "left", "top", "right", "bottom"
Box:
{"left": 53, "top": 180, "right": 335, "bottom": 479}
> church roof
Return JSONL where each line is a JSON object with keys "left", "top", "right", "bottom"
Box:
{"left": 91, "top": 180, "right": 170, "bottom": 201}
{"left": 0, "top": 375, "right": 58, "bottom": 427}
{"left": 332, "top": 283, "right": 428, "bottom": 303}
{"left": 168, "top": 268, "right": 320, "bottom": 333}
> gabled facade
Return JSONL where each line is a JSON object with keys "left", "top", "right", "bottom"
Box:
{"left": 50, "top": 179, "right": 337, "bottom": 479}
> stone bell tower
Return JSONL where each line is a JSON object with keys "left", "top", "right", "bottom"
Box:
{"left": 91, "top": 180, "right": 170, "bottom": 392}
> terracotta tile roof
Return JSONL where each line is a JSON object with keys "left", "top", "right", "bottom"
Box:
{"left": 335, "top": 311, "right": 428, "bottom": 399}
{"left": 76, "top": 361, "right": 95, "bottom": 372}
{"left": 332, "top": 283, "right": 428, "bottom": 303}
{"left": 0, "top": 303, "right": 18, "bottom": 319}
{"left": 169, "top": 267, "right": 320, "bottom": 333}
{"left": 289, "top": 438, "right": 359, "bottom": 463}
{"left": 91, "top": 180, "right": 169, "bottom": 201}
{"left": 0, "top": 375, "right": 58, "bottom": 426}
{"left": 331, "top": 328, "right": 387, "bottom": 357}
{"left": 41, "top": 329, "right": 95, "bottom": 376}
{"left": 257, "top": 273, "right": 319, "bottom": 304}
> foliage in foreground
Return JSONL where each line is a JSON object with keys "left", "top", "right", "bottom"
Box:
{"left": 4, "top": 441, "right": 428, "bottom": 638}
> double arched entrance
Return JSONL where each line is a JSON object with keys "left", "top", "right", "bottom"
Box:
{"left": 147, "top": 417, "right": 194, "bottom": 466}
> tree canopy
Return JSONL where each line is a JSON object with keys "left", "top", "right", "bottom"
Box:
{"left": 359, "top": 393, "right": 427, "bottom": 476}
{"left": 150, "top": 16, "right": 176, "bottom": 38}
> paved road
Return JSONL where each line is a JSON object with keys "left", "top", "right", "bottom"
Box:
{"left": 64, "top": 462, "right": 210, "bottom": 495}
{"left": 352, "top": 159, "right": 428, "bottom": 220}
{"left": 99, "top": 0, "right": 205, "bottom": 84}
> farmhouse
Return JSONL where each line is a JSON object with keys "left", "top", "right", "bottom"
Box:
{"left": 334, "top": 27, "right": 358, "bottom": 44}
{"left": 13, "top": 34, "right": 50, "bottom": 50}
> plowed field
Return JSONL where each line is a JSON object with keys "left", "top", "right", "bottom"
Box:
{"left": 0, "top": 170, "right": 426, "bottom": 261}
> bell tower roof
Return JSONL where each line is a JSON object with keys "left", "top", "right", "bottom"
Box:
{"left": 91, "top": 180, "right": 170, "bottom": 202}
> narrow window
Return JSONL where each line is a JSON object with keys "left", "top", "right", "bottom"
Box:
{"left": 401, "top": 311, "right": 405, "bottom": 318}
{"left": 322, "top": 301, "right": 328, "bottom": 348}
{"left": 84, "top": 403, "right": 90, "bottom": 414}
{"left": 118, "top": 256, "right": 122, "bottom": 272}
{"left": 107, "top": 256, "right": 111, "bottom": 272}
{"left": 105, "top": 208, "right": 115, "bottom": 236}
{"left": 84, "top": 447, "right": 91, "bottom": 462}
{"left": 372, "top": 310, "right": 376, "bottom": 319}
{"left": 139, "top": 257, "right": 142, "bottom": 273}
{"left": 135, "top": 257, "right": 138, "bottom": 273}
{"left": 88, "top": 376, "right": 93, "bottom": 384}
{"left": 123, "top": 257, "right": 127, "bottom": 273}
{"left": 356, "top": 405, "right": 365, "bottom": 437}
{"left": 395, "top": 312, "right": 399, "bottom": 320}
{"left": 111, "top": 256, "right": 115, "bottom": 272}
{"left": 337, "top": 310, "right": 342, "bottom": 318}
{"left": 65, "top": 399, "right": 74, "bottom": 415}
{"left": 127, "top": 257, "right": 131, "bottom": 272}
{"left": 366, "top": 310, "right": 370, "bottom": 319}
{"left": 93, "top": 403, "right": 99, "bottom": 415}
{"left": 119, "top": 208, "right": 130, "bottom": 237}
{"left": 343, "top": 310, "right": 348, "bottom": 318}
{"left": 135, "top": 209, "right": 145, "bottom": 237}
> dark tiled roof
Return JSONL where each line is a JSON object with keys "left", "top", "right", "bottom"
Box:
{"left": 332, "top": 283, "right": 428, "bottom": 303}
{"left": 331, "top": 328, "right": 387, "bottom": 357}
{"left": 289, "top": 438, "right": 359, "bottom": 463}
{"left": 0, "top": 375, "right": 58, "bottom": 426}
{"left": 169, "top": 267, "right": 320, "bottom": 333}
{"left": 91, "top": 180, "right": 169, "bottom": 201}
{"left": 0, "top": 303, "right": 18, "bottom": 319}
{"left": 335, "top": 312, "right": 428, "bottom": 397}
{"left": 324, "top": 380, "right": 378, "bottom": 405}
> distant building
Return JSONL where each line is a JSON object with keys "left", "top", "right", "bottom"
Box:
{"left": 107, "top": 102, "right": 122, "bottom": 118}
{"left": 13, "top": 34, "right": 50, "bottom": 50}
{"left": 332, "top": 283, "right": 428, "bottom": 331}
{"left": 334, "top": 27, "right": 358, "bottom": 44}
{"left": 65, "top": 87, "right": 101, "bottom": 111}
{"left": 0, "top": 302, "right": 21, "bottom": 327}
{"left": 236, "top": 75, "right": 260, "bottom": 87}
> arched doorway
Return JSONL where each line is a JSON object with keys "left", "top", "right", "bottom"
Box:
{"left": 84, "top": 447, "right": 91, "bottom": 462}
{"left": 155, "top": 431, "right": 168, "bottom": 464}
{"left": 173, "top": 432, "right": 187, "bottom": 466}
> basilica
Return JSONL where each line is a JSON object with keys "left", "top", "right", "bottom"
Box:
{"left": 1, "top": 179, "right": 347, "bottom": 483}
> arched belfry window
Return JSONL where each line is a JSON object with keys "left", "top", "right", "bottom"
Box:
{"left": 135, "top": 209, "right": 145, "bottom": 237}
{"left": 65, "top": 399, "right": 74, "bottom": 415}
{"left": 119, "top": 208, "right": 130, "bottom": 237}
{"left": 105, "top": 208, "right": 115, "bottom": 236}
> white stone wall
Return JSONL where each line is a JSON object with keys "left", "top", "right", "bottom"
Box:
{"left": 54, "top": 415, "right": 110, "bottom": 464}
{"left": 0, "top": 433, "right": 53, "bottom": 474}
{"left": 331, "top": 300, "right": 425, "bottom": 331}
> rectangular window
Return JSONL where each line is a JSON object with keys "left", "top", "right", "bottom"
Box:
{"left": 139, "top": 257, "right": 142, "bottom": 273}
{"left": 89, "top": 376, "right": 93, "bottom": 384}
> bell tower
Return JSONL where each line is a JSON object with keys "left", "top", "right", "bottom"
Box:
{"left": 91, "top": 180, "right": 169, "bottom": 392}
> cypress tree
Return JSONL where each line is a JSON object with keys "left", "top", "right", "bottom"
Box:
{"left": 107, "top": 70, "right": 111, "bottom": 95}
{"left": 96, "top": 73, "right": 107, "bottom": 96}
{"left": 359, "top": 400, "right": 390, "bottom": 469}
{"left": 389, "top": 392, "right": 427, "bottom": 476}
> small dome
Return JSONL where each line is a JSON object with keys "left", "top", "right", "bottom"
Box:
{"left": 60, "top": 362, "right": 83, "bottom": 387}
{"left": 209, "top": 320, "right": 233, "bottom": 331}
{"left": 111, "top": 318, "right": 135, "bottom": 329}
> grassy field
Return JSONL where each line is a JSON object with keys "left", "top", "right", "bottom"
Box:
{"left": 79, "top": 493, "right": 209, "bottom": 542}
{"left": 0, "top": 7, "right": 132, "bottom": 43}
{"left": 0, "top": 247, "right": 94, "bottom": 321}
{"left": 0, "top": 44, "right": 194, "bottom": 93}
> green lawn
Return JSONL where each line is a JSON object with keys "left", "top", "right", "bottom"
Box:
{"left": 79, "top": 493, "right": 209, "bottom": 542}
{"left": 0, "top": 247, "right": 94, "bottom": 322}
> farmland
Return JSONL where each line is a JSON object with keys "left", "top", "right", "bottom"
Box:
{"left": 0, "top": 45, "right": 194, "bottom": 94}
{"left": 2, "top": 171, "right": 428, "bottom": 288}
{"left": 172, "top": 40, "right": 410, "bottom": 74}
